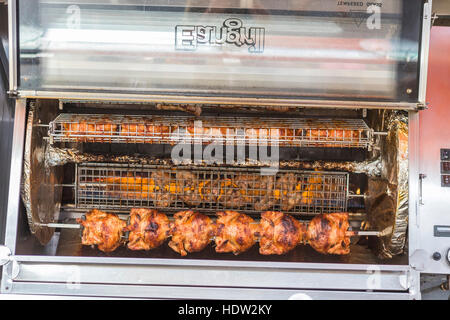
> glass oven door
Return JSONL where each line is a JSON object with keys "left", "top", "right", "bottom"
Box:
{"left": 11, "top": 0, "right": 426, "bottom": 108}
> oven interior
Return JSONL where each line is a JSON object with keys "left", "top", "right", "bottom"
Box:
{"left": 15, "top": 99, "right": 408, "bottom": 266}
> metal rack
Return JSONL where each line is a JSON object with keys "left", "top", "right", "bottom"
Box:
{"left": 49, "top": 114, "right": 373, "bottom": 148}
{"left": 75, "top": 163, "right": 349, "bottom": 215}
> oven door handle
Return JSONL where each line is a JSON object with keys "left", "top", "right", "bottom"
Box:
{"left": 419, "top": 173, "right": 427, "bottom": 206}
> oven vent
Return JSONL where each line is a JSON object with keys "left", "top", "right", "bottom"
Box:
{"left": 49, "top": 114, "right": 372, "bottom": 149}
{"left": 75, "top": 163, "right": 349, "bottom": 215}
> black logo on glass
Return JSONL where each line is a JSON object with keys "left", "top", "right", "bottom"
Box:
{"left": 175, "top": 18, "right": 265, "bottom": 53}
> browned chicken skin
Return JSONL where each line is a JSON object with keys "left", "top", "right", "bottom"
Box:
{"left": 121, "top": 122, "right": 171, "bottom": 142}
{"left": 151, "top": 171, "right": 177, "bottom": 207}
{"left": 103, "top": 172, "right": 154, "bottom": 200}
{"left": 251, "top": 176, "right": 276, "bottom": 211}
{"left": 125, "top": 208, "right": 172, "bottom": 251}
{"left": 198, "top": 179, "right": 222, "bottom": 204}
{"left": 215, "top": 211, "right": 260, "bottom": 255}
{"left": 64, "top": 120, "right": 117, "bottom": 143}
{"left": 168, "top": 211, "right": 216, "bottom": 256}
{"left": 217, "top": 179, "right": 246, "bottom": 209}
{"left": 306, "top": 213, "right": 351, "bottom": 255}
{"left": 274, "top": 173, "right": 303, "bottom": 211}
{"left": 176, "top": 171, "right": 202, "bottom": 206}
{"left": 77, "top": 208, "right": 355, "bottom": 256}
{"left": 259, "top": 211, "right": 305, "bottom": 255}
{"left": 186, "top": 125, "right": 230, "bottom": 143}
{"left": 245, "top": 128, "right": 294, "bottom": 144}
{"left": 301, "top": 128, "right": 364, "bottom": 147}
{"left": 77, "top": 209, "right": 126, "bottom": 252}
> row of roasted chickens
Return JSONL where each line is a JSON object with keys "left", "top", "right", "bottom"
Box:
{"left": 77, "top": 209, "right": 351, "bottom": 256}
{"left": 94, "top": 171, "right": 332, "bottom": 211}
{"left": 63, "top": 120, "right": 364, "bottom": 143}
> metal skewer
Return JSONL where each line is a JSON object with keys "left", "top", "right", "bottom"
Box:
{"left": 38, "top": 222, "right": 382, "bottom": 237}
{"left": 345, "top": 231, "right": 381, "bottom": 237}
{"left": 36, "top": 223, "right": 81, "bottom": 229}
{"left": 347, "top": 194, "right": 366, "bottom": 199}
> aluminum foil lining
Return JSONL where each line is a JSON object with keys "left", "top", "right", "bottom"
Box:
{"left": 22, "top": 101, "right": 63, "bottom": 245}
{"left": 365, "top": 112, "right": 408, "bottom": 259}
{"left": 45, "top": 146, "right": 382, "bottom": 177}
{"left": 21, "top": 106, "right": 34, "bottom": 232}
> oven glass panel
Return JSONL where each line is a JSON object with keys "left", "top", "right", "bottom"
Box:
{"left": 17, "top": 0, "right": 422, "bottom": 102}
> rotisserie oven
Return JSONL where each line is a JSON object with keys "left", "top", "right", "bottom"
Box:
{"left": 1, "top": 0, "right": 446, "bottom": 299}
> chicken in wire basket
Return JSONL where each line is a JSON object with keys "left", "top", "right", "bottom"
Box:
{"left": 300, "top": 174, "right": 324, "bottom": 206}
{"left": 245, "top": 128, "right": 295, "bottom": 145}
{"left": 150, "top": 171, "right": 178, "bottom": 207}
{"left": 168, "top": 210, "right": 217, "bottom": 256}
{"left": 176, "top": 171, "right": 203, "bottom": 207}
{"left": 186, "top": 124, "right": 231, "bottom": 143}
{"left": 239, "top": 173, "right": 303, "bottom": 212}
{"left": 216, "top": 178, "right": 248, "bottom": 209}
{"left": 77, "top": 209, "right": 127, "bottom": 253}
{"left": 63, "top": 117, "right": 118, "bottom": 143}
{"left": 197, "top": 178, "right": 222, "bottom": 205}
{"left": 124, "top": 208, "right": 172, "bottom": 251}
{"left": 274, "top": 173, "right": 303, "bottom": 211}
{"left": 103, "top": 172, "right": 155, "bottom": 200}
{"left": 251, "top": 175, "right": 277, "bottom": 211}
{"left": 120, "top": 118, "right": 172, "bottom": 143}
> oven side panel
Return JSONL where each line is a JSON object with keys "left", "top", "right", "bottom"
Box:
{"left": 0, "top": 3, "right": 14, "bottom": 284}
{"left": 415, "top": 26, "right": 450, "bottom": 274}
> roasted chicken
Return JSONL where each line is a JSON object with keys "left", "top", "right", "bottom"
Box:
{"left": 300, "top": 128, "right": 364, "bottom": 147}
{"left": 186, "top": 125, "right": 230, "bottom": 143}
{"left": 103, "top": 172, "right": 155, "bottom": 200}
{"left": 234, "top": 174, "right": 260, "bottom": 203}
{"left": 64, "top": 119, "right": 117, "bottom": 142}
{"left": 274, "top": 173, "right": 303, "bottom": 211}
{"left": 215, "top": 211, "right": 260, "bottom": 255}
{"left": 217, "top": 179, "right": 246, "bottom": 209}
{"left": 198, "top": 179, "right": 222, "bottom": 204}
{"left": 306, "top": 212, "right": 351, "bottom": 255}
{"left": 176, "top": 171, "right": 202, "bottom": 206}
{"left": 121, "top": 121, "right": 171, "bottom": 142}
{"left": 151, "top": 171, "right": 178, "bottom": 207}
{"left": 301, "top": 174, "right": 323, "bottom": 205}
{"left": 77, "top": 209, "right": 127, "bottom": 252}
{"left": 125, "top": 208, "right": 172, "bottom": 251}
{"left": 251, "top": 175, "right": 276, "bottom": 211}
{"left": 245, "top": 128, "right": 294, "bottom": 144}
{"left": 168, "top": 211, "right": 216, "bottom": 256}
{"left": 259, "top": 211, "right": 305, "bottom": 255}
{"left": 303, "top": 128, "right": 361, "bottom": 140}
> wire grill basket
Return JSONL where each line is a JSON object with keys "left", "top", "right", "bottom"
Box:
{"left": 76, "top": 163, "right": 349, "bottom": 215}
{"left": 50, "top": 114, "right": 372, "bottom": 148}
